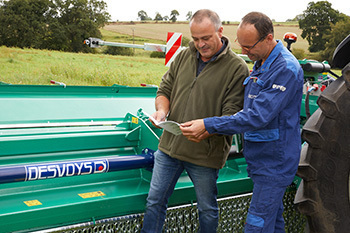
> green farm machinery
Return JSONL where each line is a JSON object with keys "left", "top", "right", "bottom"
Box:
{"left": 0, "top": 33, "right": 349, "bottom": 232}
{"left": 0, "top": 84, "right": 257, "bottom": 232}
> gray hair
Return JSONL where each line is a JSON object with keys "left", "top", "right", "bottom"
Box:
{"left": 190, "top": 9, "right": 222, "bottom": 31}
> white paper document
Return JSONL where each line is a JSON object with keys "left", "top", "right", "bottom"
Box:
{"left": 144, "top": 112, "right": 182, "bottom": 136}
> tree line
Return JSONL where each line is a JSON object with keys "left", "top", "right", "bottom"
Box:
{"left": 298, "top": 1, "right": 349, "bottom": 63}
{"left": 136, "top": 2, "right": 349, "bottom": 64}
{"left": 137, "top": 10, "right": 192, "bottom": 22}
{"left": 0, "top": 0, "right": 349, "bottom": 64}
{"left": 0, "top": 0, "right": 110, "bottom": 52}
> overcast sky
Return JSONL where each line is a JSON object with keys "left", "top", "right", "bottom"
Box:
{"left": 104, "top": 0, "right": 349, "bottom": 22}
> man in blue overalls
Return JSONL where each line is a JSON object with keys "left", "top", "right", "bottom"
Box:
{"left": 181, "top": 11, "right": 304, "bottom": 232}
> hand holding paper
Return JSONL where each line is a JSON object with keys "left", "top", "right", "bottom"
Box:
{"left": 180, "top": 119, "right": 209, "bottom": 142}
{"left": 144, "top": 112, "right": 182, "bottom": 136}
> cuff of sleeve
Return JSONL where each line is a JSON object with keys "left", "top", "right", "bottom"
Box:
{"left": 204, "top": 118, "right": 216, "bottom": 134}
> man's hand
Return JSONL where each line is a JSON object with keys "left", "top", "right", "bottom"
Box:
{"left": 149, "top": 111, "right": 167, "bottom": 128}
{"left": 149, "top": 95, "right": 170, "bottom": 128}
{"left": 180, "top": 119, "right": 209, "bottom": 142}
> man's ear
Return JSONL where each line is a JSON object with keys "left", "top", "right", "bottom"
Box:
{"left": 217, "top": 26, "right": 224, "bottom": 36}
{"left": 266, "top": 33, "right": 274, "bottom": 41}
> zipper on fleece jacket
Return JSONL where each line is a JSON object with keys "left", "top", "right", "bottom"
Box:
{"left": 178, "top": 74, "right": 198, "bottom": 124}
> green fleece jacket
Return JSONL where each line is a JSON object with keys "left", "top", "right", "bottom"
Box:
{"left": 157, "top": 36, "right": 249, "bottom": 169}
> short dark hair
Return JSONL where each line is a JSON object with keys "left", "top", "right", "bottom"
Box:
{"left": 190, "top": 9, "right": 222, "bottom": 31}
{"left": 241, "top": 12, "right": 274, "bottom": 38}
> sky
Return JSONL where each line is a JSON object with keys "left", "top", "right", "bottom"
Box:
{"left": 104, "top": 0, "right": 349, "bottom": 22}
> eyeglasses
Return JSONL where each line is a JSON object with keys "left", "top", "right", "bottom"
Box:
{"left": 235, "top": 35, "right": 266, "bottom": 52}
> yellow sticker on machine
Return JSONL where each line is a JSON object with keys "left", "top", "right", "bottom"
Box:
{"left": 78, "top": 191, "right": 105, "bottom": 199}
{"left": 131, "top": 117, "right": 138, "bottom": 124}
{"left": 24, "top": 200, "right": 42, "bottom": 207}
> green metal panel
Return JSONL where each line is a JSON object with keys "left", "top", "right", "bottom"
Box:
{"left": 0, "top": 171, "right": 150, "bottom": 232}
{"left": 0, "top": 84, "right": 157, "bottom": 125}
{"left": 300, "top": 94, "right": 319, "bottom": 118}
{"left": 0, "top": 84, "right": 253, "bottom": 232}
{"left": 0, "top": 158, "right": 252, "bottom": 232}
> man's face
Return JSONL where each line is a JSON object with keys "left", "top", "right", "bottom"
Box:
{"left": 190, "top": 18, "right": 223, "bottom": 62}
{"left": 236, "top": 23, "right": 267, "bottom": 62}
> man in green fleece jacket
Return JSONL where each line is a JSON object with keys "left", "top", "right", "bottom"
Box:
{"left": 141, "top": 9, "right": 249, "bottom": 233}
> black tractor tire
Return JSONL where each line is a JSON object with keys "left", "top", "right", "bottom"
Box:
{"left": 294, "top": 64, "right": 350, "bottom": 233}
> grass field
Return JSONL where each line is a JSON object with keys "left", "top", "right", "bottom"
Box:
{"left": 103, "top": 21, "right": 309, "bottom": 51}
{"left": 0, "top": 22, "right": 336, "bottom": 86}
{"left": 0, "top": 46, "right": 168, "bottom": 86}
{"left": 0, "top": 22, "right": 249, "bottom": 86}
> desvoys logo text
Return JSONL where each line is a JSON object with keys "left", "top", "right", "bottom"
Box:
{"left": 25, "top": 159, "right": 109, "bottom": 181}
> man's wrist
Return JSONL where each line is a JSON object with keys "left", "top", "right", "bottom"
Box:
{"left": 203, "top": 118, "right": 214, "bottom": 134}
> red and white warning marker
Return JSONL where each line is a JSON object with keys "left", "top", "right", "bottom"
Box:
{"left": 165, "top": 32, "right": 183, "bottom": 67}
{"left": 85, "top": 32, "right": 185, "bottom": 67}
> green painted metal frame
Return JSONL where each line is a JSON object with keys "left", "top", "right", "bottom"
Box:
{"left": 298, "top": 59, "right": 331, "bottom": 120}
{"left": 0, "top": 55, "right": 331, "bottom": 233}
{"left": 0, "top": 84, "right": 252, "bottom": 232}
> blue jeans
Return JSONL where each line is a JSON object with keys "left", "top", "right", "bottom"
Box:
{"left": 245, "top": 182, "right": 287, "bottom": 233}
{"left": 141, "top": 150, "right": 219, "bottom": 233}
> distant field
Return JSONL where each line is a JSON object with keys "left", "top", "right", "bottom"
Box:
{"left": 104, "top": 22, "right": 308, "bottom": 51}
{"left": 2, "top": 22, "right": 339, "bottom": 87}
{"left": 0, "top": 46, "right": 168, "bottom": 86}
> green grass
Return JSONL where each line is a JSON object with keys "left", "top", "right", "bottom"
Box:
{"left": 0, "top": 46, "right": 169, "bottom": 86}
{"left": 0, "top": 28, "right": 174, "bottom": 87}
{"left": 100, "top": 28, "right": 165, "bottom": 45}
{"left": 0, "top": 24, "right": 342, "bottom": 87}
